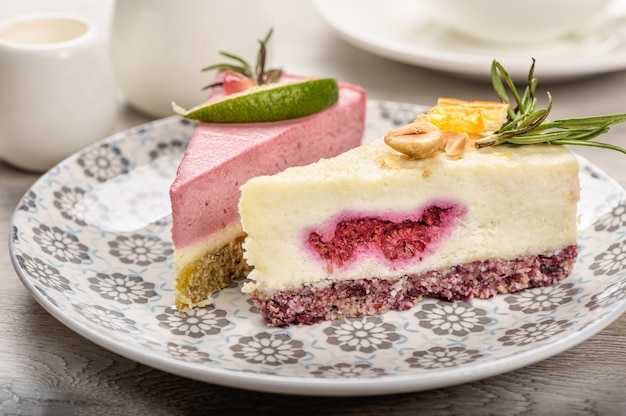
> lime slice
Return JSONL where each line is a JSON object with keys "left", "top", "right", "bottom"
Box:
{"left": 173, "top": 78, "right": 339, "bottom": 123}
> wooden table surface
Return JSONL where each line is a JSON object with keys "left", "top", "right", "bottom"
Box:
{"left": 2, "top": 1, "right": 625, "bottom": 414}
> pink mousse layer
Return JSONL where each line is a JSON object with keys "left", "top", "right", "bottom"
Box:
{"left": 170, "top": 81, "right": 366, "bottom": 250}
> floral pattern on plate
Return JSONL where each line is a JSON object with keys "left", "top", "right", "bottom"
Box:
{"left": 9, "top": 102, "right": 626, "bottom": 396}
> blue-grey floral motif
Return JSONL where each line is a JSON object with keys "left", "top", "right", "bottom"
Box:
{"left": 149, "top": 139, "right": 186, "bottom": 160}
{"left": 378, "top": 101, "right": 420, "bottom": 126}
{"left": 52, "top": 185, "right": 87, "bottom": 226}
{"left": 324, "top": 316, "right": 400, "bottom": 353}
{"left": 108, "top": 234, "right": 173, "bottom": 266}
{"left": 156, "top": 306, "right": 229, "bottom": 338}
{"left": 32, "top": 224, "right": 90, "bottom": 264}
{"left": 164, "top": 342, "right": 212, "bottom": 363}
{"left": 585, "top": 279, "right": 626, "bottom": 310}
{"left": 594, "top": 201, "right": 626, "bottom": 232}
{"left": 590, "top": 241, "right": 626, "bottom": 276}
{"left": 77, "top": 143, "right": 130, "bottom": 182}
{"left": 406, "top": 346, "right": 484, "bottom": 369}
{"left": 414, "top": 301, "right": 492, "bottom": 337}
{"left": 504, "top": 283, "right": 580, "bottom": 314}
{"left": 72, "top": 304, "right": 137, "bottom": 333}
{"left": 18, "top": 190, "right": 36, "bottom": 212}
{"left": 498, "top": 319, "right": 572, "bottom": 347}
{"left": 17, "top": 253, "right": 71, "bottom": 292}
{"left": 88, "top": 272, "right": 157, "bottom": 304}
{"left": 230, "top": 332, "right": 306, "bottom": 366}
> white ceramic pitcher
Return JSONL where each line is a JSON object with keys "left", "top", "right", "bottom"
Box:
{"left": 110, "top": 0, "right": 272, "bottom": 118}
{"left": 0, "top": 12, "right": 118, "bottom": 172}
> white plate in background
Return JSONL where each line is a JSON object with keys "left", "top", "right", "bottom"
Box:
{"left": 313, "top": 0, "right": 626, "bottom": 81}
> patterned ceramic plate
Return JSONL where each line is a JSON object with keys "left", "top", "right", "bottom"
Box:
{"left": 10, "top": 101, "right": 626, "bottom": 396}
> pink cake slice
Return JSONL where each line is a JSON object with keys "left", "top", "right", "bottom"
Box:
{"left": 170, "top": 79, "right": 366, "bottom": 310}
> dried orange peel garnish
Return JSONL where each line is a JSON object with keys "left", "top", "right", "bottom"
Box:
{"left": 416, "top": 98, "right": 509, "bottom": 134}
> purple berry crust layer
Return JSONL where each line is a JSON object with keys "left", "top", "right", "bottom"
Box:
{"left": 250, "top": 244, "right": 578, "bottom": 327}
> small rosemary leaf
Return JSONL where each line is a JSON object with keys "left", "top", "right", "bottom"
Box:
{"left": 201, "top": 64, "right": 248, "bottom": 75}
{"left": 490, "top": 61, "right": 512, "bottom": 115}
{"left": 520, "top": 81, "right": 538, "bottom": 115}
{"left": 201, "top": 81, "right": 223, "bottom": 91}
{"left": 552, "top": 139, "right": 626, "bottom": 155}
{"left": 520, "top": 88, "right": 532, "bottom": 114}
{"left": 565, "top": 125, "right": 611, "bottom": 141}
{"left": 505, "top": 131, "right": 577, "bottom": 144}
{"left": 255, "top": 40, "right": 266, "bottom": 84}
{"left": 494, "top": 128, "right": 530, "bottom": 140}
{"left": 508, "top": 124, "right": 610, "bottom": 145}
{"left": 504, "top": 136, "right": 553, "bottom": 145}
{"left": 218, "top": 51, "right": 252, "bottom": 71}
{"left": 527, "top": 58, "right": 536, "bottom": 82}
{"left": 201, "top": 64, "right": 225, "bottom": 71}
{"left": 254, "top": 28, "right": 274, "bottom": 85}
{"left": 530, "top": 93, "right": 552, "bottom": 128}
{"left": 547, "top": 114, "right": 626, "bottom": 129}
{"left": 498, "top": 115, "right": 549, "bottom": 138}
{"left": 499, "top": 66, "right": 524, "bottom": 111}
{"left": 518, "top": 108, "right": 548, "bottom": 128}
{"left": 498, "top": 121, "right": 517, "bottom": 133}
{"left": 262, "top": 27, "right": 274, "bottom": 44}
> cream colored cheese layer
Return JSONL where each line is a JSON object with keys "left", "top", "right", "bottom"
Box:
{"left": 173, "top": 221, "right": 242, "bottom": 274}
{"left": 239, "top": 138, "right": 580, "bottom": 295}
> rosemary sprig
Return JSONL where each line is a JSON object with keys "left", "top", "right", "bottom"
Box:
{"left": 475, "top": 59, "right": 626, "bottom": 155}
{"left": 201, "top": 28, "right": 282, "bottom": 90}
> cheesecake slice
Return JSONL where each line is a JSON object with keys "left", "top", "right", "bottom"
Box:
{"left": 170, "top": 80, "right": 366, "bottom": 310}
{"left": 239, "top": 138, "right": 580, "bottom": 326}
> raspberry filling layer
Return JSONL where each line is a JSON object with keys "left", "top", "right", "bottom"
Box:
{"left": 307, "top": 203, "right": 465, "bottom": 268}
